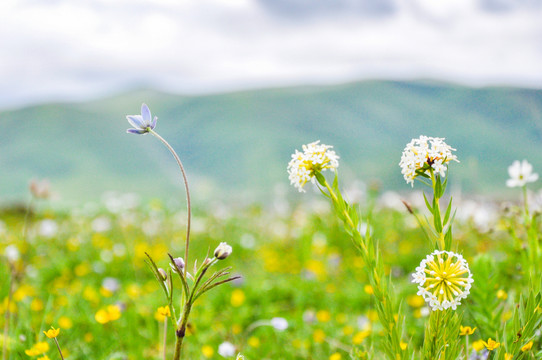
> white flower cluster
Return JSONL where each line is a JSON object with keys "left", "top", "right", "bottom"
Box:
{"left": 399, "top": 136, "right": 458, "bottom": 186}
{"left": 287, "top": 140, "right": 339, "bottom": 192}
{"left": 506, "top": 160, "right": 538, "bottom": 188}
{"left": 412, "top": 250, "right": 474, "bottom": 311}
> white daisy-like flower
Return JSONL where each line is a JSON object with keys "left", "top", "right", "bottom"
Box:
{"left": 287, "top": 140, "right": 339, "bottom": 192}
{"left": 506, "top": 160, "right": 538, "bottom": 188}
{"left": 411, "top": 250, "right": 474, "bottom": 311}
{"left": 399, "top": 136, "right": 458, "bottom": 186}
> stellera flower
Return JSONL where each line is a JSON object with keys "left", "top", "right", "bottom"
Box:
{"left": 412, "top": 250, "right": 473, "bottom": 311}
{"left": 126, "top": 103, "right": 157, "bottom": 135}
{"left": 287, "top": 140, "right": 339, "bottom": 192}
{"left": 399, "top": 136, "right": 458, "bottom": 186}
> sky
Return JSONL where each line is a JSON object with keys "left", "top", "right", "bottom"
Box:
{"left": 1, "top": 0, "right": 542, "bottom": 108}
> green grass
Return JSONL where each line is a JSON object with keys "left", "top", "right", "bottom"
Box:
{"left": 1, "top": 182, "right": 540, "bottom": 359}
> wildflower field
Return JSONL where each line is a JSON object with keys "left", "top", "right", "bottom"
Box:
{"left": 2, "top": 106, "right": 542, "bottom": 360}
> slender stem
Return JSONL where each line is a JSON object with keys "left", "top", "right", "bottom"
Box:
{"left": 149, "top": 129, "right": 191, "bottom": 279}
{"left": 163, "top": 319, "right": 168, "bottom": 360}
{"left": 53, "top": 338, "right": 65, "bottom": 360}
{"left": 22, "top": 196, "right": 34, "bottom": 240}
{"left": 522, "top": 185, "right": 530, "bottom": 218}
{"left": 430, "top": 171, "right": 445, "bottom": 250}
{"left": 2, "top": 267, "right": 14, "bottom": 360}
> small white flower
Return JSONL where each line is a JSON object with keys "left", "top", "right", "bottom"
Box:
{"left": 236, "top": 354, "right": 245, "bottom": 360}
{"left": 4, "top": 245, "right": 20, "bottom": 262}
{"left": 270, "top": 317, "right": 288, "bottom": 331}
{"left": 399, "top": 136, "right": 458, "bottom": 186}
{"left": 506, "top": 160, "right": 538, "bottom": 188}
{"left": 38, "top": 219, "right": 58, "bottom": 238}
{"left": 412, "top": 250, "right": 474, "bottom": 311}
{"left": 287, "top": 140, "right": 339, "bottom": 192}
{"left": 218, "top": 341, "right": 236, "bottom": 357}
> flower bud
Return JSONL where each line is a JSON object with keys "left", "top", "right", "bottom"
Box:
{"left": 170, "top": 257, "right": 185, "bottom": 272}
{"left": 158, "top": 268, "right": 167, "bottom": 281}
{"left": 214, "top": 242, "right": 233, "bottom": 260}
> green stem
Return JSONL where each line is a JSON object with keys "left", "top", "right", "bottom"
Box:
{"left": 522, "top": 185, "right": 530, "bottom": 218}
{"left": 53, "top": 337, "right": 65, "bottom": 360}
{"left": 430, "top": 171, "right": 445, "bottom": 250}
{"left": 163, "top": 318, "right": 168, "bottom": 360}
{"left": 149, "top": 129, "right": 191, "bottom": 279}
{"left": 320, "top": 175, "right": 403, "bottom": 359}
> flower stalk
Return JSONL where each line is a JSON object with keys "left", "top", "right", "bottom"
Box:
{"left": 127, "top": 104, "right": 240, "bottom": 360}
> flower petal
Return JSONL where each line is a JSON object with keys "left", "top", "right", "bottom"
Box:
{"left": 141, "top": 103, "right": 151, "bottom": 124}
{"left": 127, "top": 128, "right": 147, "bottom": 135}
{"left": 127, "top": 115, "right": 145, "bottom": 129}
{"left": 151, "top": 116, "right": 158, "bottom": 129}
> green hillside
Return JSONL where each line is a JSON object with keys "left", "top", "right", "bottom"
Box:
{"left": 2, "top": 80, "right": 542, "bottom": 204}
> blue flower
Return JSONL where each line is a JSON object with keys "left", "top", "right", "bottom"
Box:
{"left": 126, "top": 103, "right": 157, "bottom": 135}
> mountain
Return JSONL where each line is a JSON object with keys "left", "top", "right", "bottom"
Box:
{"left": 2, "top": 80, "right": 541, "bottom": 205}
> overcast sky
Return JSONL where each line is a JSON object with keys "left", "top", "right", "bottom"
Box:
{"left": 1, "top": 0, "right": 541, "bottom": 108}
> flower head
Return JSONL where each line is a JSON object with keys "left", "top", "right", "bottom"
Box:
{"left": 270, "top": 317, "right": 289, "bottom": 331}
{"left": 218, "top": 341, "right": 236, "bottom": 357}
{"left": 43, "top": 326, "right": 60, "bottom": 339}
{"left": 483, "top": 338, "right": 500, "bottom": 351}
{"left": 399, "top": 136, "right": 458, "bottom": 186}
{"left": 126, "top": 103, "right": 157, "bottom": 135}
{"left": 521, "top": 341, "right": 533, "bottom": 352}
{"left": 288, "top": 140, "right": 339, "bottom": 192}
{"left": 412, "top": 250, "right": 473, "bottom": 311}
{"left": 214, "top": 242, "right": 233, "bottom": 260}
{"left": 506, "top": 160, "right": 538, "bottom": 187}
{"left": 459, "top": 325, "right": 476, "bottom": 336}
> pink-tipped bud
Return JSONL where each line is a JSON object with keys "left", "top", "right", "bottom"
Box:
{"left": 158, "top": 268, "right": 167, "bottom": 281}
{"left": 214, "top": 242, "right": 233, "bottom": 260}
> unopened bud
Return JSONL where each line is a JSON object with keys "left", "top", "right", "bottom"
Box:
{"left": 170, "top": 257, "right": 185, "bottom": 272}
{"left": 158, "top": 268, "right": 167, "bottom": 281}
{"left": 214, "top": 242, "right": 233, "bottom": 260}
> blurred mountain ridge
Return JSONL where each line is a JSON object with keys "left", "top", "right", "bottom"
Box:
{"left": 2, "top": 80, "right": 542, "bottom": 205}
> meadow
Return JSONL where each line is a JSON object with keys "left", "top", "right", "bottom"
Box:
{"left": 1, "top": 110, "right": 542, "bottom": 359}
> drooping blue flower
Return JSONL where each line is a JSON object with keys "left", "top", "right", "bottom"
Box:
{"left": 126, "top": 103, "right": 157, "bottom": 135}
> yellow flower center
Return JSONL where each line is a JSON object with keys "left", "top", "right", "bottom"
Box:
{"left": 422, "top": 253, "right": 469, "bottom": 303}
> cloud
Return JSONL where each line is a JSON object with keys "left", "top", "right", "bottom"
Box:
{"left": 1, "top": 0, "right": 541, "bottom": 108}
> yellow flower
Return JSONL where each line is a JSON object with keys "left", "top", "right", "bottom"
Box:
{"left": 521, "top": 341, "right": 533, "bottom": 352}
{"left": 400, "top": 342, "right": 407, "bottom": 350}
{"left": 352, "top": 330, "right": 371, "bottom": 345}
{"left": 496, "top": 289, "right": 508, "bottom": 300}
{"left": 364, "top": 285, "right": 374, "bottom": 295}
{"left": 230, "top": 289, "right": 245, "bottom": 307}
{"left": 155, "top": 306, "right": 171, "bottom": 321}
{"left": 406, "top": 295, "right": 425, "bottom": 308}
{"left": 43, "top": 327, "right": 60, "bottom": 339}
{"left": 248, "top": 336, "right": 260, "bottom": 348}
{"left": 25, "top": 342, "right": 50, "bottom": 356}
{"left": 329, "top": 353, "right": 341, "bottom": 360}
{"left": 313, "top": 329, "right": 326, "bottom": 343}
{"left": 95, "top": 304, "right": 122, "bottom": 324}
{"left": 505, "top": 354, "right": 513, "bottom": 360}
{"left": 316, "top": 310, "right": 331, "bottom": 322}
{"left": 472, "top": 340, "right": 485, "bottom": 352}
{"left": 37, "top": 356, "right": 50, "bottom": 360}
{"left": 201, "top": 345, "right": 214, "bottom": 358}
{"left": 58, "top": 316, "right": 73, "bottom": 329}
{"left": 459, "top": 326, "right": 476, "bottom": 336}
{"left": 483, "top": 338, "right": 500, "bottom": 351}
